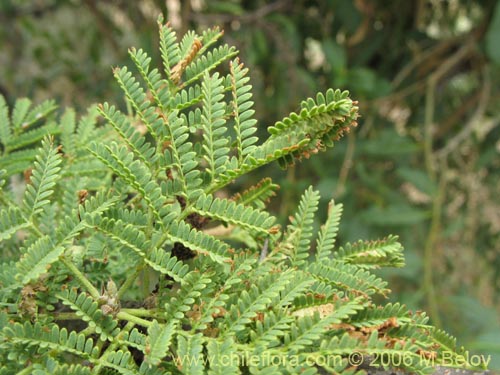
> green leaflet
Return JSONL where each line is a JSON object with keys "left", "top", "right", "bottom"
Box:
{"left": 57, "top": 289, "right": 120, "bottom": 341}
{"left": 230, "top": 58, "right": 258, "bottom": 164}
{"left": 22, "top": 137, "right": 62, "bottom": 220}
{"left": 0, "top": 207, "right": 30, "bottom": 242}
{"left": 165, "top": 271, "right": 212, "bottom": 320}
{"left": 307, "top": 259, "right": 390, "bottom": 297}
{"left": 192, "top": 193, "right": 276, "bottom": 234}
{"left": 223, "top": 270, "right": 297, "bottom": 334}
{"left": 161, "top": 109, "right": 202, "bottom": 199}
{"left": 2, "top": 321, "right": 97, "bottom": 358}
{"left": 128, "top": 47, "right": 170, "bottom": 113}
{"left": 158, "top": 19, "right": 181, "bottom": 80}
{"left": 207, "top": 337, "right": 240, "bottom": 375}
{"left": 114, "top": 67, "right": 167, "bottom": 144}
{"left": 284, "top": 299, "right": 363, "bottom": 354}
{"left": 231, "top": 178, "right": 279, "bottom": 209}
{"left": 88, "top": 141, "right": 166, "bottom": 220}
{"left": 167, "top": 220, "right": 231, "bottom": 265}
{"left": 0, "top": 95, "right": 58, "bottom": 170}
{"left": 145, "top": 320, "right": 177, "bottom": 366}
{"left": 315, "top": 199, "right": 343, "bottom": 262}
{"left": 0, "top": 95, "right": 10, "bottom": 145}
{"left": 349, "top": 303, "right": 413, "bottom": 329}
{"left": 249, "top": 309, "right": 295, "bottom": 350}
{"left": 97, "top": 350, "right": 136, "bottom": 375}
{"left": 118, "top": 328, "right": 146, "bottom": 353}
{"left": 30, "top": 359, "right": 93, "bottom": 375}
{"left": 15, "top": 192, "right": 117, "bottom": 285}
{"left": 334, "top": 235, "right": 405, "bottom": 268}
{"left": 146, "top": 248, "right": 189, "bottom": 283}
{"left": 183, "top": 44, "right": 238, "bottom": 88}
{"left": 177, "top": 333, "right": 204, "bottom": 375}
{"left": 201, "top": 72, "right": 229, "bottom": 180}
{"left": 0, "top": 19, "right": 471, "bottom": 375}
{"left": 280, "top": 187, "right": 320, "bottom": 267}
{"left": 98, "top": 102, "right": 158, "bottom": 167}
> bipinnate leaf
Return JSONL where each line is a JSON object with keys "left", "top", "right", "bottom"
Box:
{"left": 145, "top": 320, "right": 177, "bottom": 366}
{"left": 22, "top": 136, "right": 62, "bottom": 220}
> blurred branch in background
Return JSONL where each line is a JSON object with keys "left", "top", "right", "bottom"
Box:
{"left": 188, "top": 0, "right": 289, "bottom": 24}
{"left": 437, "top": 66, "right": 492, "bottom": 160}
{"left": 0, "top": 0, "right": 499, "bottom": 369}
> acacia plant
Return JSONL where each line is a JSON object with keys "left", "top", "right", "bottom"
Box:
{"left": 0, "top": 18, "right": 484, "bottom": 374}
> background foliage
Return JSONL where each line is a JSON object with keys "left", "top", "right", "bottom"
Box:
{"left": 1, "top": 0, "right": 499, "bottom": 370}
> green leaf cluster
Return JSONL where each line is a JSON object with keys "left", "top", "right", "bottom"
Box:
{"left": 0, "top": 19, "right": 479, "bottom": 375}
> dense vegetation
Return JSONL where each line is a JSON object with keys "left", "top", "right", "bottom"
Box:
{"left": 0, "top": 0, "right": 499, "bottom": 371}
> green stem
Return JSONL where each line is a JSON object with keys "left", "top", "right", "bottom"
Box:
{"left": 335, "top": 131, "right": 355, "bottom": 197}
{"left": 94, "top": 336, "right": 107, "bottom": 355}
{"left": 280, "top": 167, "right": 295, "bottom": 220}
{"left": 423, "top": 166, "right": 446, "bottom": 328}
{"left": 424, "top": 80, "right": 436, "bottom": 182}
{"left": 117, "top": 266, "right": 142, "bottom": 299}
{"left": 60, "top": 256, "right": 101, "bottom": 300}
{"left": 93, "top": 321, "right": 136, "bottom": 374}
{"left": 52, "top": 312, "right": 80, "bottom": 320}
{"left": 422, "top": 75, "right": 443, "bottom": 328}
{"left": 17, "top": 366, "right": 34, "bottom": 375}
{"left": 117, "top": 311, "right": 153, "bottom": 327}
{"left": 30, "top": 312, "right": 80, "bottom": 321}
{"left": 121, "top": 308, "right": 161, "bottom": 318}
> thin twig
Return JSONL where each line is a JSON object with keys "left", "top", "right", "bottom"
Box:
{"left": 437, "top": 66, "right": 492, "bottom": 160}
{"left": 435, "top": 87, "right": 483, "bottom": 139}
{"left": 420, "top": 41, "right": 476, "bottom": 327}
{"left": 424, "top": 40, "right": 475, "bottom": 180}
{"left": 259, "top": 238, "right": 269, "bottom": 262}
{"left": 335, "top": 131, "right": 356, "bottom": 197}
{"left": 116, "top": 311, "right": 152, "bottom": 327}
{"left": 60, "top": 256, "right": 101, "bottom": 300}
{"left": 203, "top": 224, "right": 235, "bottom": 237}
{"left": 82, "top": 0, "right": 120, "bottom": 54}
{"left": 392, "top": 36, "right": 463, "bottom": 89}
{"left": 374, "top": 37, "right": 475, "bottom": 111}
{"left": 370, "top": 79, "right": 427, "bottom": 106}
{"left": 432, "top": 41, "right": 475, "bottom": 84}
{"left": 189, "top": 0, "right": 289, "bottom": 24}
{"left": 424, "top": 79, "right": 436, "bottom": 181}
{"left": 423, "top": 161, "right": 447, "bottom": 329}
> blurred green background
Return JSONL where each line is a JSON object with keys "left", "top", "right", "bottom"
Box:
{"left": 1, "top": 0, "right": 499, "bottom": 370}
